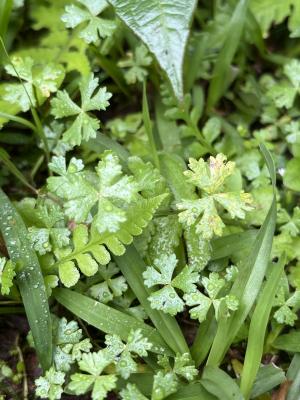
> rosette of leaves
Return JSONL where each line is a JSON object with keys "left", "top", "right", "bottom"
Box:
{"left": 61, "top": 0, "right": 116, "bottom": 44}
{"left": 88, "top": 263, "right": 127, "bottom": 304}
{"left": 143, "top": 254, "right": 200, "bottom": 316}
{"left": 177, "top": 154, "right": 253, "bottom": 239}
{"left": 3, "top": 56, "right": 64, "bottom": 112}
{"left": 118, "top": 45, "right": 152, "bottom": 84}
{"left": 104, "top": 329, "right": 152, "bottom": 378}
{"left": 184, "top": 272, "right": 239, "bottom": 322}
{"left": 51, "top": 73, "right": 112, "bottom": 146}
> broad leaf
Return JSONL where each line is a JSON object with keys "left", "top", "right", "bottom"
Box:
{"left": 108, "top": 0, "right": 197, "bottom": 100}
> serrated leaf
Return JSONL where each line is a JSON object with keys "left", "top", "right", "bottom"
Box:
{"left": 35, "top": 368, "right": 65, "bottom": 400}
{"left": 51, "top": 73, "right": 112, "bottom": 146}
{"left": 109, "top": 0, "right": 197, "bottom": 100}
{"left": 177, "top": 154, "right": 253, "bottom": 239}
{"left": 4, "top": 56, "right": 64, "bottom": 112}
{"left": 62, "top": 0, "right": 116, "bottom": 44}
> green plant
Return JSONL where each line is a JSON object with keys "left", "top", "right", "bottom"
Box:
{"left": 1, "top": 1, "right": 300, "bottom": 399}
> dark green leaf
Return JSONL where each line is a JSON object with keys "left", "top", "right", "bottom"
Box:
{"left": 108, "top": 0, "right": 197, "bottom": 99}
{"left": 0, "top": 188, "right": 52, "bottom": 371}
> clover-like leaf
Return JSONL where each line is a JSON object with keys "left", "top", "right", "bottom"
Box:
{"left": 51, "top": 73, "right": 112, "bottom": 146}
{"left": 47, "top": 151, "right": 137, "bottom": 235}
{"left": 143, "top": 254, "right": 199, "bottom": 315}
{"left": 35, "top": 367, "right": 65, "bottom": 400}
{"left": 120, "top": 384, "right": 148, "bottom": 400}
{"left": 273, "top": 290, "right": 300, "bottom": 326}
{"left": 89, "top": 263, "right": 127, "bottom": 303}
{"left": 52, "top": 317, "right": 92, "bottom": 372}
{"left": 62, "top": 0, "right": 116, "bottom": 44}
{"left": 25, "top": 200, "right": 70, "bottom": 255}
{"left": 105, "top": 329, "right": 152, "bottom": 379}
{"left": 4, "top": 56, "right": 64, "bottom": 112}
{"left": 267, "top": 59, "right": 300, "bottom": 109}
{"left": 68, "top": 349, "right": 117, "bottom": 400}
{"left": 118, "top": 45, "right": 152, "bottom": 84}
{"left": 184, "top": 291, "right": 212, "bottom": 322}
{"left": 177, "top": 154, "right": 253, "bottom": 239}
{"left": 152, "top": 371, "right": 178, "bottom": 400}
{"left": 158, "top": 353, "right": 198, "bottom": 382}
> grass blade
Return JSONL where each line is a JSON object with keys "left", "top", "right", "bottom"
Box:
{"left": 207, "top": 143, "right": 277, "bottom": 366}
{"left": 250, "top": 365, "right": 286, "bottom": 398}
{"left": 54, "top": 288, "right": 172, "bottom": 356}
{"left": 85, "top": 133, "right": 130, "bottom": 164}
{"left": 114, "top": 245, "right": 190, "bottom": 355}
{"left": 0, "top": 147, "right": 37, "bottom": 193}
{"left": 240, "top": 254, "right": 286, "bottom": 399}
{"left": 0, "top": 188, "right": 52, "bottom": 371}
{"left": 168, "top": 383, "right": 217, "bottom": 400}
{"left": 287, "top": 354, "right": 300, "bottom": 400}
{"left": 0, "top": 0, "right": 13, "bottom": 61}
{"left": 0, "top": 111, "right": 37, "bottom": 132}
{"left": 190, "top": 313, "right": 216, "bottom": 366}
{"left": 201, "top": 366, "right": 243, "bottom": 400}
{"left": 211, "top": 230, "right": 257, "bottom": 261}
{"left": 143, "top": 83, "right": 160, "bottom": 170}
{"left": 207, "top": 0, "right": 249, "bottom": 110}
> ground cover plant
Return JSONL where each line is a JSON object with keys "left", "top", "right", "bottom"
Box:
{"left": 1, "top": 0, "right": 300, "bottom": 399}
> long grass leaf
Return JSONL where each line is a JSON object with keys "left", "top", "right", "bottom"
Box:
{"left": 85, "top": 133, "right": 130, "bottom": 164}
{"left": 143, "top": 83, "right": 160, "bottom": 170}
{"left": 0, "top": 188, "right": 52, "bottom": 371}
{"left": 168, "top": 383, "right": 217, "bottom": 400}
{"left": 250, "top": 365, "right": 286, "bottom": 399}
{"left": 0, "top": 111, "right": 37, "bottom": 132}
{"left": 201, "top": 366, "right": 243, "bottom": 400}
{"left": 240, "top": 254, "right": 286, "bottom": 399}
{"left": 190, "top": 313, "right": 217, "bottom": 366}
{"left": 207, "top": 144, "right": 276, "bottom": 366}
{"left": 211, "top": 230, "right": 257, "bottom": 260}
{"left": 0, "top": 147, "right": 37, "bottom": 193}
{"left": 207, "top": 0, "right": 249, "bottom": 110}
{"left": 287, "top": 354, "right": 300, "bottom": 400}
{"left": 114, "top": 245, "right": 190, "bottom": 355}
{"left": 54, "top": 288, "right": 172, "bottom": 355}
{"left": 0, "top": 0, "right": 13, "bottom": 61}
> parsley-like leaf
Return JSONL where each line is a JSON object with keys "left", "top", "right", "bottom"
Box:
{"left": 51, "top": 73, "right": 112, "bottom": 146}
{"left": 177, "top": 154, "right": 253, "bottom": 239}
{"left": 62, "top": 0, "right": 116, "bottom": 44}
{"left": 4, "top": 56, "right": 64, "bottom": 112}
{"left": 35, "top": 367, "right": 65, "bottom": 400}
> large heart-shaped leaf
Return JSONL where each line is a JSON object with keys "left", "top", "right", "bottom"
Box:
{"left": 108, "top": 0, "right": 196, "bottom": 100}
